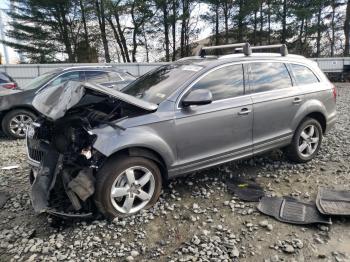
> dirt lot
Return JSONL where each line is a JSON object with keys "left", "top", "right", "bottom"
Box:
{"left": 0, "top": 84, "right": 349, "bottom": 262}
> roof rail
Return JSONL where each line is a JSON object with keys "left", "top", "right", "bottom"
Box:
{"left": 195, "top": 43, "right": 288, "bottom": 57}
{"left": 62, "top": 65, "right": 113, "bottom": 71}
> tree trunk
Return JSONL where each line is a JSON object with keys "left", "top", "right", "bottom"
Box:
{"left": 223, "top": 1, "right": 229, "bottom": 43}
{"left": 172, "top": 0, "right": 177, "bottom": 60}
{"left": 253, "top": 10, "right": 257, "bottom": 45}
{"left": 259, "top": 1, "right": 263, "bottom": 45}
{"left": 163, "top": 1, "right": 170, "bottom": 61}
{"left": 316, "top": 2, "right": 323, "bottom": 57}
{"left": 267, "top": 0, "right": 271, "bottom": 44}
{"left": 180, "top": 0, "right": 188, "bottom": 57}
{"left": 107, "top": 17, "right": 126, "bottom": 62}
{"left": 237, "top": 0, "right": 244, "bottom": 42}
{"left": 344, "top": 0, "right": 350, "bottom": 56}
{"left": 95, "top": 0, "right": 111, "bottom": 62}
{"left": 303, "top": 19, "right": 308, "bottom": 55}
{"left": 215, "top": 3, "right": 219, "bottom": 45}
{"left": 142, "top": 25, "right": 150, "bottom": 62}
{"left": 79, "top": 0, "right": 89, "bottom": 46}
{"left": 114, "top": 11, "right": 131, "bottom": 62}
{"left": 131, "top": 2, "right": 138, "bottom": 62}
{"left": 132, "top": 29, "right": 137, "bottom": 62}
{"left": 56, "top": 4, "right": 75, "bottom": 62}
{"left": 298, "top": 19, "right": 304, "bottom": 54}
{"left": 331, "top": 0, "right": 336, "bottom": 56}
{"left": 281, "top": 0, "right": 287, "bottom": 43}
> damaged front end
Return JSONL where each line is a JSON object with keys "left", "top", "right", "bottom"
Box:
{"left": 28, "top": 120, "right": 100, "bottom": 218}
{"left": 27, "top": 81, "right": 157, "bottom": 217}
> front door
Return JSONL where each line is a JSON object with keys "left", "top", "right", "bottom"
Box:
{"left": 174, "top": 64, "right": 253, "bottom": 173}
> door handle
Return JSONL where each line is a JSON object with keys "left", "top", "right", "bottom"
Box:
{"left": 238, "top": 108, "right": 251, "bottom": 115}
{"left": 293, "top": 97, "right": 303, "bottom": 104}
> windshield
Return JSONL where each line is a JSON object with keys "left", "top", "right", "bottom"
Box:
{"left": 122, "top": 63, "right": 203, "bottom": 104}
{"left": 21, "top": 71, "right": 59, "bottom": 90}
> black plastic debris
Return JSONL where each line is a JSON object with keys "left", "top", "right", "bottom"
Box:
{"left": 227, "top": 177, "right": 265, "bottom": 202}
{"left": 0, "top": 191, "right": 9, "bottom": 208}
{"left": 46, "top": 209, "right": 93, "bottom": 219}
{"left": 316, "top": 187, "right": 350, "bottom": 216}
{"left": 257, "top": 196, "right": 332, "bottom": 225}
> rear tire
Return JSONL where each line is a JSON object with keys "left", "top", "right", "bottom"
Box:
{"left": 286, "top": 117, "right": 323, "bottom": 163}
{"left": 94, "top": 156, "right": 162, "bottom": 219}
{"left": 2, "top": 109, "right": 36, "bottom": 139}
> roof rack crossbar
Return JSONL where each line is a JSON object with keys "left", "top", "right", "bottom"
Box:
{"left": 196, "top": 42, "right": 288, "bottom": 57}
{"left": 236, "top": 44, "right": 288, "bottom": 56}
{"left": 201, "top": 43, "right": 247, "bottom": 50}
{"left": 196, "top": 43, "right": 249, "bottom": 57}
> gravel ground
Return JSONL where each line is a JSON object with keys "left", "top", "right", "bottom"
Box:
{"left": 0, "top": 84, "right": 349, "bottom": 262}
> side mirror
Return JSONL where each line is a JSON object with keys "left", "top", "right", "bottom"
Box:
{"left": 182, "top": 89, "right": 213, "bottom": 107}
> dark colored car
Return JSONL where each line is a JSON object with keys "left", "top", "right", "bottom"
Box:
{"left": 0, "top": 66, "right": 135, "bottom": 139}
{"left": 0, "top": 71, "right": 18, "bottom": 91}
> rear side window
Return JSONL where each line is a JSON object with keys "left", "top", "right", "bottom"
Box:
{"left": 46, "top": 71, "right": 82, "bottom": 88}
{"left": 250, "top": 62, "right": 292, "bottom": 93}
{"left": 85, "top": 71, "right": 110, "bottom": 83}
{"left": 107, "top": 72, "right": 122, "bottom": 82}
{"left": 290, "top": 64, "right": 319, "bottom": 85}
{"left": 191, "top": 64, "right": 244, "bottom": 100}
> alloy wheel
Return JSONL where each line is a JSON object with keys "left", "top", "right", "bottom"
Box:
{"left": 110, "top": 166, "right": 155, "bottom": 214}
{"left": 298, "top": 124, "right": 320, "bottom": 158}
{"left": 9, "top": 114, "right": 33, "bottom": 138}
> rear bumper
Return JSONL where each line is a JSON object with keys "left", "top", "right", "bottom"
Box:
{"left": 325, "top": 113, "right": 337, "bottom": 134}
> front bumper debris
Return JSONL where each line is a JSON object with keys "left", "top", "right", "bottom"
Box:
{"left": 29, "top": 142, "right": 97, "bottom": 218}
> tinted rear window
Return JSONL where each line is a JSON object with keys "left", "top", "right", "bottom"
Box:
{"left": 250, "top": 62, "right": 292, "bottom": 93}
{"left": 290, "top": 64, "right": 319, "bottom": 85}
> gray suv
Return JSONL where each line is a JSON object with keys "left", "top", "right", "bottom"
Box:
{"left": 26, "top": 43, "right": 337, "bottom": 219}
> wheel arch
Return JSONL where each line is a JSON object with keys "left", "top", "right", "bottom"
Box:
{"left": 1, "top": 106, "right": 38, "bottom": 118}
{"left": 302, "top": 112, "right": 327, "bottom": 134}
{"left": 106, "top": 146, "right": 169, "bottom": 182}
{"left": 293, "top": 99, "right": 328, "bottom": 134}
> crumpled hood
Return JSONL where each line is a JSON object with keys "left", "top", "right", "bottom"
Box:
{"left": 32, "top": 81, "right": 158, "bottom": 121}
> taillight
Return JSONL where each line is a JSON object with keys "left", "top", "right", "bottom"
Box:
{"left": 1, "top": 83, "right": 17, "bottom": 89}
{"left": 332, "top": 84, "right": 337, "bottom": 102}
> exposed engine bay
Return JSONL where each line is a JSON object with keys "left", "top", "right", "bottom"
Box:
{"left": 27, "top": 81, "right": 156, "bottom": 217}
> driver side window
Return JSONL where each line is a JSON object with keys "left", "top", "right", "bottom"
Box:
{"left": 192, "top": 64, "right": 244, "bottom": 101}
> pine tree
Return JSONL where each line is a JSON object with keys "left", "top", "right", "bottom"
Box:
{"left": 3, "top": 0, "right": 85, "bottom": 63}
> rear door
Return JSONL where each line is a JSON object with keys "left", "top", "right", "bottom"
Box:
{"left": 174, "top": 64, "right": 253, "bottom": 171}
{"left": 248, "top": 61, "right": 305, "bottom": 154}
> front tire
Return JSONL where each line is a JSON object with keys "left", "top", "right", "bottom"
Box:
{"left": 94, "top": 156, "right": 162, "bottom": 219}
{"left": 2, "top": 109, "right": 36, "bottom": 139}
{"left": 286, "top": 117, "right": 323, "bottom": 163}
